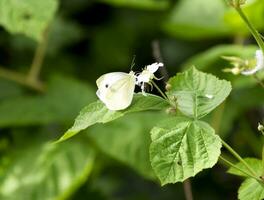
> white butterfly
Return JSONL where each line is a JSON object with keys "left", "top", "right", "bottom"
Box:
{"left": 96, "top": 71, "right": 136, "bottom": 111}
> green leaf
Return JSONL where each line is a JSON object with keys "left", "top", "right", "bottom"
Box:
{"left": 89, "top": 112, "right": 166, "bottom": 179}
{"left": 0, "top": 76, "right": 96, "bottom": 127}
{"left": 164, "top": 0, "right": 230, "bottom": 40}
{"left": 164, "top": 0, "right": 264, "bottom": 40}
{"left": 228, "top": 158, "right": 262, "bottom": 178}
{"left": 0, "top": 0, "right": 58, "bottom": 41}
{"left": 0, "top": 140, "right": 95, "bottom": 200}
{"left": 58, "top": 94, "right": 169, "bottom": 142}
{"left": 238, "top": 178, "right": 264, "bottom": 200}
{"left": 167, "top": 67, "right": 232, "bottom": 119}
{"left": 228, "top": 158, "right": 264, "bottom": 200}
{"left": 149, "top": 117, "right": 221, "bottom": 185}
{"left": 99, "top": 0, "right": 169, "bottom": 10}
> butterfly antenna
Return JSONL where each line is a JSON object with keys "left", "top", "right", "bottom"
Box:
{"left": 130, "top": 55, "right": 136, "bottom": 71}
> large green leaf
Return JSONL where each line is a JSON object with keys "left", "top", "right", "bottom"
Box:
{"left": 228, "top": 158, "right": 264, "bottom": 200}
{"left": 99, "top": 0, "right": 169, "bottom": 10}
{"left": 166, "top": 67, "right": 232, "bottom": 119}
{"left": 150, "top": 117, "right": 221, "bottom": 185}
{"left": 0, "top": 140, "right": 95, "bottom": 200}
{"left": 0, "top": 76, "right": 95, "bottom": 127}
{"left": 0, "top": 0, "right": 58, "bottom": 41}
{"left": 58, "top": 94, "right": 169, "bottom": 142}
{"left": 89, "top": 112, "right": 166, "bottom": 179}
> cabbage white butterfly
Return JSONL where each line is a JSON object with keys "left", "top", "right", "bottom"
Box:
{"left": 96, "top": 71, "right": 136, "bottom": 110}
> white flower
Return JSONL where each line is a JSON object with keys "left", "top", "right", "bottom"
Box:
{"left": 241, "top": 50, "right": 264, "bottom": 75}
{"left": 135, "top": 62, "right": 164, "bottom": 94}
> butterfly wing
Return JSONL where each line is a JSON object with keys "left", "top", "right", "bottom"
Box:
{"left": 96, "top": 72, "right": 135, "bottom": 110}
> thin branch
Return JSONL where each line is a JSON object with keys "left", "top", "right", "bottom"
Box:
{"left": 28, "top": 27, "right": 50, "bottom": 83}
{"left": 183, "top": 179, "right": 193, "bottom": 200}
{"left": 151, "top": 40, "right": 169, "bottom": 82}
{"left": 0, "top": 66, "right": 45, "bottom": 92}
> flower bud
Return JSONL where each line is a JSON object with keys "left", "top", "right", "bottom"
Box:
{"left": 258, "top": 123, "right": 264, "bottom": 135}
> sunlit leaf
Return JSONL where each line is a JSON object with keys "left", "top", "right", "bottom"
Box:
{"left": 59, "top": 94, "right": 169, "bottom": 142}
{"left": 150, "top": 117, "right": 221, "bottom": 185}
{"left": 167, "top": 67, "right": 232, "bottom": 119}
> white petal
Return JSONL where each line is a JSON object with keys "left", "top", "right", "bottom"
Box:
{"left": 136, "top": 71, "right": 152, "bottom": 83}
{"left": 241, "top": 50, "right": 264, "bottom": 75}
{"left": 146, "top": 62, "right": 164, "bottom": 73}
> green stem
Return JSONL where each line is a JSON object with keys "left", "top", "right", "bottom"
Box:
{"left": 0, "top": 66, "right": 44, "bottom": 92}
{"left": 235, "top": 6, "right": 264, "bottom": 52}
{"left": 151, "top": 80, "right": 170, "bottom": 102}
{"left": 219, "top": 155, "right": 257, "bottom": 180}
{"left": 28, "top": 27, "right": 49, "bottom": 83}
{"left": 221, "top": 139, "right": 259, "bottom": 179}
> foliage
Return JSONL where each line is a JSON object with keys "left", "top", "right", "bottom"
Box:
{"left": 0, "top": 0, "right": 263, "bottom": 199}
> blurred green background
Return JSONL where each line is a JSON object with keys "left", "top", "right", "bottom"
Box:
{"left": 0, "top": 0, "right": 264, "bottom": 199}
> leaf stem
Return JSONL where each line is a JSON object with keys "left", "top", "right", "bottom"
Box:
{"left": 28, "top": 27, "right": 49, "bottom": 83}
{"left": 151, "top": 81, "right": 168, "bottom": 100}
{"left": 234, "top": 6, "right": 264, "bottom": 53}
{"left": 219, "top": 155, "right": 257, "bottom": 180}
{"left": 253, "top": 74, "right": 264, "bottom": 89}
{"left": 221, "top": 139, "right": 259, "bottom": 179}
{"left": 0, "top": 66, "right": 44, "bottom": 92}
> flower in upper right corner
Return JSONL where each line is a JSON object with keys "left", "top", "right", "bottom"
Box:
{"left": 223, "top": 49, "right": 264, "bottom": 76}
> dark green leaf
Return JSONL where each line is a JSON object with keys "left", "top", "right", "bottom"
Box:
{"left": 89, "top": 112, "right": 166, "bottom": 179}
{"left": 0, "top": 140, "right": 95, "bottom": 200}
{"left": 0, "top": 76, "right": 96, "bottom": 127}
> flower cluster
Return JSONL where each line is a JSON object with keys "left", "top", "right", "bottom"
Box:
{"left": 135, "top": 62, "right": 164, "bottom": 95}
